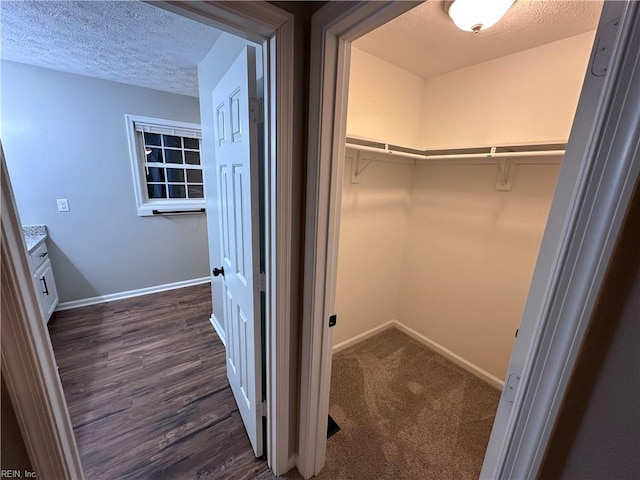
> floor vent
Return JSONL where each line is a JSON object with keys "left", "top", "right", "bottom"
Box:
{"left": 327, "top": 415, "right": 341, "bottom": 438}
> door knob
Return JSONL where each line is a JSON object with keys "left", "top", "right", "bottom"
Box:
{"left": 213, "top": 266, "right": 225, "bottom": 277}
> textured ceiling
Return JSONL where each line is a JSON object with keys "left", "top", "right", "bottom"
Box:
{"left": 354, "top": 0, "right": 603, "bottom": 80}
{"left": 0, "top": 1, "right": 224, "bottom": 97}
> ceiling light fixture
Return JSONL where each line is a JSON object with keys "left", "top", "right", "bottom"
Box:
{"left": 444, "top": 0, "right": 516, "bottom": 33}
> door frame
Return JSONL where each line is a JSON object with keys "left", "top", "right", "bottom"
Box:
{"left": 2, "top": 144, "right": 84, "bottom": 480}
{"left": 299, "top": 1, "right": 640, "bottom": 479}
{"left": 0, "top": 2, "right": 295, "bottom": 477}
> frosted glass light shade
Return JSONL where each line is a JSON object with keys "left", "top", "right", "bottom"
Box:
{"left": 448, "top": 0, "right": 516, "bottom": 33}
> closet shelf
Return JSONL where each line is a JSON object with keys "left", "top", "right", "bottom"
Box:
{"left": 345, "top": 137, "right": 566, "bottom": 190}
{"left": 345, "top": 137, "right": 566, "bottom": 164}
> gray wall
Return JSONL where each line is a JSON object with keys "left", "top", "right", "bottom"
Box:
{"left": 1, "top": 61, "right": 209, "bottom": 303}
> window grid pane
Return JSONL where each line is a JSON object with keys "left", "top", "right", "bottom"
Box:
{"left": 186, "top": 169, "right": 203, "bottom": 183}
{"left": 145, "top": 148, "right": 163, "bottom": 163}
{"left": 147, "top": 183, "right": 166, "bottom": 199}
{"left": 144, "top": 132, "right": 162, "bottom": 146}
{"left": 188, "top": 185, "right": 204, "bottom": 199}
{"left": 168, "top": 184, "right": 186, "bottom": 198}
{"left": 146, "top": 167, "right": 165, "bottom": 183}
{"left": 184, "top": 137, "right": 199, "bottom": 149}
{"left": 166, "top": 168, "right": 185, "bottom": 182}
{"left": 163, "top": 135, "right": 182, "bottom": 148}
{"left": 142, "top": 133, "right": 201, "bottom": 202}
{"left": 185, "top": 151, "right": 201, "bottom": 165}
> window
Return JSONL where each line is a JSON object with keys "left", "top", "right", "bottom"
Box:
{"left": 125, "top": 114, "right": 205, "bottom": 216}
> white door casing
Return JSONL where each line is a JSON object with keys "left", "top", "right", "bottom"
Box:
{"left": 212, "top": 45, "right": 264, "bottom": 456}
{"left": 299, "top": 3, "right": 421, "bottom": 477}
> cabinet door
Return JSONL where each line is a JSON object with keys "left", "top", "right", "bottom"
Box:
{"left": 34, "top": 259, "right": 59, "bottom": 322}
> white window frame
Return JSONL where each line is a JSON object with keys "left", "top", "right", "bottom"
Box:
{"left": 125, "top": 114, "right": 204, "bottom": 216}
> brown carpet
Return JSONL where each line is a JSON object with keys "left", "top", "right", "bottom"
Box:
{"left": 257, "top": 327, "right": 500, "bottom": 480}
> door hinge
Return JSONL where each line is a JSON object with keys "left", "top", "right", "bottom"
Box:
{"left": 255, "top": 272, "right": 266, "bottom": 292}
{"left": 591, "top": 18, "right": 619, "bottom": 77}
{"left": 504, "top": 373, "right": 521, "bottom": 407}
{"left": 257, "top": 400, "right": 267, "bottom": 417}
{"left": 329, "top": 314, "right": 337, "bottom": 327}
{"left": 250, "top": 97, "right": 264, "bottom": 124}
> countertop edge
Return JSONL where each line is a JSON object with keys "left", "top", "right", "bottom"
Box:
{"left": 25, "top": 234, "right": 47, "bottom": 253}
{"left": 23, "top": 224, "right": 48, "bottom": 253}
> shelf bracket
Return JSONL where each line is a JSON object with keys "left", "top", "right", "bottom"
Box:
{"left": 496, "top": 158, "right": 513, "bottom": 191}
{"left": 350, "top": 151, "right": 373, "bottom": 184}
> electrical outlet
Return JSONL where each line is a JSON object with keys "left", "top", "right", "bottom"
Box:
{"left": 56, "top": 198, "right": 70, "bottom": 212}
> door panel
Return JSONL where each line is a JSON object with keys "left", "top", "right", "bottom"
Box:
{"left": 212, "top": 45, "right": 263, "bottom": 457}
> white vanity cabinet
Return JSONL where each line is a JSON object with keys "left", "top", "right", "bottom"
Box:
{"left": 29, "top": 241, "right": 59, "bottom": 322}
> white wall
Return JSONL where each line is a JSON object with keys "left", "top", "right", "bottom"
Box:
{"left": 334, "top": 154, "right": 414, "bottom": 346}
{"left": 1, "top": 61, "right": 208, "bottom": 303}
{"left": 346, "top": 48, "right": 424, "bottom": 148}
{"left": 338, "top": 32, "right": 595, "bottom": 382}
{"left": 420, "top": 31, "right": 596, "bottom": 148}
{"left": 397, "top": 163, "right": 560, "bottom": 380}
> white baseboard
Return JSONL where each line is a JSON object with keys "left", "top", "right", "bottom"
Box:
{"left": 332, "top": 320, "right": 396, "bottom": 353}
{"left": 56, "top": 277, "right": 211, "bottom": 311}
{"left": 392, "top": 321, "right": 504, "bottom": 389}
{"left": 333, "top": 319, "right": 504, "bottom": 389}
{"left": 209, "top": 313, "right": 226, "bottom": 347}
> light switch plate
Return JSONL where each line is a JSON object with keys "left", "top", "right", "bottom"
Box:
{"left": 56, "top": 198, "right": 70, "bottom": 212}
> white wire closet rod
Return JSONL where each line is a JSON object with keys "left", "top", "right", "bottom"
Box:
{"left": 345, "top": 138, "right": 566, "bottom": 162}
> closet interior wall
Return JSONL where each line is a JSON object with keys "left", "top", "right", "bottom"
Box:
{"left": 335, "top": 50, "right": 423, "bottom": 346}
{"left": 335, "top": 29, "right": 596, "bottom": 384}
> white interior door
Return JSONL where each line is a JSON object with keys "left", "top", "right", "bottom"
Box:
{"left": 212, "top": 45, "right": 263, "bottom": 456}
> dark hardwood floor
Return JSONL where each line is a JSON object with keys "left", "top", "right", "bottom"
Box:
{"left": 48, "top": 283, "right": 268, "bottom": 480}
